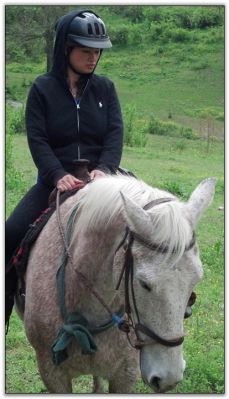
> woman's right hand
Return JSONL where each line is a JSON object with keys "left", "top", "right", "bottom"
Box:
{"left": 56, "top": 174, "right": 84, "bottom": 192}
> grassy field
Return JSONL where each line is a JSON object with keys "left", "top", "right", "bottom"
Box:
{"left": 5, "top": 133, "right": 224, "bottom": 394}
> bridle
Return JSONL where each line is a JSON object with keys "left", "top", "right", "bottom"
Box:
{"left": 56, "top": 191, "right": 196, "bottom": 351}
{"left": 115, "top": 197, "right": 196, "bottom": 350}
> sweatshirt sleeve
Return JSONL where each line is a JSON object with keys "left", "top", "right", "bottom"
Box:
{"left": 96, "top": 81, "right": 123, "bottom": 173}
{"left": 25, "top": 83, "right": 67, "bottom": 187}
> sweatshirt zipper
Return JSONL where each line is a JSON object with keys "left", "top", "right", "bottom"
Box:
{"left": 72, "top": 78, "right": 90, "bottom": 160}
{"left": 76, "top": 100, "right": 80, "bottom": 159}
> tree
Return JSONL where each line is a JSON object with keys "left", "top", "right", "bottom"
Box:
{"left": 5, "top": 5, "right": 71, "bottom": 70}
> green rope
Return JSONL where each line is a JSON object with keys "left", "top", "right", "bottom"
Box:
{"left": 52, "top": 203, "right": 124, "bottom": 365}
{"left": 52, "top": 312, "right": 98, "bottom": 365}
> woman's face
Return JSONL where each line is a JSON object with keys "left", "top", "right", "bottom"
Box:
{"left": 68, "top": 47, "right": 101, "bottom": 74}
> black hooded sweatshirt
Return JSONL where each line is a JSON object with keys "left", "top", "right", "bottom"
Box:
{"left": 25, "top": 10, "right": 123, "bottom": 188}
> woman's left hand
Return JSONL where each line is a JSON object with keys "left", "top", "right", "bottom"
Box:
{"left": 90, "top": 169, "right": 106, "bottom": 180}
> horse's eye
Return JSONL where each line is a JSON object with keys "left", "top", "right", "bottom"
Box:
{"left": 139, "top": 280, "right": 151, "bottom": 291}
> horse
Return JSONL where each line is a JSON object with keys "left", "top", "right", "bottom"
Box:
{"left": 15, "top": 175, "right": 216, "bottom": 393}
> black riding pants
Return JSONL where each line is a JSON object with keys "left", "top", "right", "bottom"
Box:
{"left": 6, "top": 182, "right": 53, "bottom": 267}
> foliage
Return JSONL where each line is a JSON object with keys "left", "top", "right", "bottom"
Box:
{"left": 6, "top": 5, "right": 71, "bottom": 69}
{"left": 6, "top": 104, "right": 25, "bottom": 135}
{"left": 192, "top": 7, "right": 224, "bottom": 29}
{"left": 109, "top": 25, "right": 129, "bottom": 46}
{"left": 5, "top": 5, "right": 224, "bottom": 65}
{"left": 185, "top": 107, "right": 224, "bottom": 121}
{"left": 6, "top": 110, "right": 14, "bottom": 169}
{"left": 110, "top": 5, "right": 144, "bottom": 23}
{"left": 6, "top": 106, "right": 26, "bottom": 193}
{"left": 148, "top": 115, "right": 197, "bottom": 139}
{"left": 161, "top": 180, "right": 188, "bottom": 199}
{"left": 123, "top": 104, "right": 148, "bottom": 148}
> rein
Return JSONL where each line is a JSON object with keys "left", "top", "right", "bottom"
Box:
{"left": 55, "top": 190, "right": 123, "bottom": 320}
{"left": 53, "top": 190, "right": 127, "bottom": 364}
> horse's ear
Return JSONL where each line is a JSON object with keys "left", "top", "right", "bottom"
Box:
{"left": 187, "top": 178, "right": 217, "bottom": 227}
{"left": 120, "top": 192, "right": 151, "bottom": 234}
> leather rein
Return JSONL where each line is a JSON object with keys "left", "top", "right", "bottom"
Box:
{"left": 115, "top": 197, "right": 196, "bottom": 350}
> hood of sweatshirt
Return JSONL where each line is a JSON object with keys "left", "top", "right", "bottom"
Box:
{"left": 50, "top": 9, "right": 97, "bottom": 80}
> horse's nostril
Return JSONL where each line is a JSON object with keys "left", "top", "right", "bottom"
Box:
{"left": 150, "top": 376, "right": 161, "bottom": 390}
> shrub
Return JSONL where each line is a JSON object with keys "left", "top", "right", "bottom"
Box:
{"left": 128, "top": 24, "right": 143, "bottom": 45}
{"left": 216, "top": 112, "right": 224, "bottom": 122}
{"left": 180, "top": 126, "right": 197, "bottom": 139}
{"left": 131, "top": 127, "right": 148, "bottom": 148}
{"left": 149, "top": 22, "right": 163, "bottom": 41}
{"left": 193, "top": 7, "right": 224, "bottom": 29}
{"left": 123, "top": 104, "right": 135, "bottom": 146}
{"left": 170, "top": 28, "right": 191, "bottom": 43}
{"left": 6, "top": 105, "right": 25, "bottom": 190}
{"left": 123, "top": 104, "right": 148, "bottom": 148}
{"left": 174, "top": 9, "right": 194, "bottom": 29}
{"left": 162, "top": 181, "right": 188, "bottom": 199}
{"left": 110, "top": 5, "right": 144, "bottom": 23}
{"left": 6, "top": 105, "right": 25, "bottom": 135}
{"left": 143, "top": 6, "right": 163, "bottom": 23}
{"left": 109, "top": 25, "right": 129, "bottom": 46}
{"left": 148, "top": 116, "right": 177, "bottom": 136}
{"left": 148, "top": 115, "right": 197, "bottom": 139}
{"left": 6, "top": 125, "right": 13, "bottom": 169}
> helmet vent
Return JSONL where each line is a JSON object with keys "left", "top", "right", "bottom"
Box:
{"left": 94, "top": 22, "right": 100, "bottom": 35}
{"left": 101, "top": 24, "right": 105, "bottom": 35}
{"left": 87, "top": 23, "right": 93, "bottom": 35}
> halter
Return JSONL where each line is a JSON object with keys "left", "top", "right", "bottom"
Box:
{"left": 115, "top": 197, "right": 196, "bottom": 349}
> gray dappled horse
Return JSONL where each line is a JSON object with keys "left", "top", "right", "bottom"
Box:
{"left": 16, "top": 175, "right": 216, "bottom": 393}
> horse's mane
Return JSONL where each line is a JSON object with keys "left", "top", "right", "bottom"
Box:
{"left": 69, "top": 175, "right": 191, "bottom": 261}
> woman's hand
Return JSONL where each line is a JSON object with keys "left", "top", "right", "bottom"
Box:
{"left": 56, "top": 174, "right": 83, "bottom": 192}
{"left": 90, "top": 169, "right": 106, "bottom": 180}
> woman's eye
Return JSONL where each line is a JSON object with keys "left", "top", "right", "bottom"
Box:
{"left": 139, "top": 280, "right": 151, "bottom": 291}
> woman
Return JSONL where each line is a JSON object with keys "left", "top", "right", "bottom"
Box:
{"left": 5, "top": 9, "right": 123, "bottom": 326}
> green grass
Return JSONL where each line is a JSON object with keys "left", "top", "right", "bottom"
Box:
{"left": 5, "top": 133, "right": 224, "bottom": 393}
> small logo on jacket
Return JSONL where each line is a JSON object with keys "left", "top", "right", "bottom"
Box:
{"left": 99, "top": 102, "right": 103, "bottom": 108}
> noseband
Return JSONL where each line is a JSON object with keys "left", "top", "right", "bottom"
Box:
{"left": 115, "top": 197, "right": 196, "bottom": 350}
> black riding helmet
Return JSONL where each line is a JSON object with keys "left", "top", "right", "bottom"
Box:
{"left": 66, "top": 11, "right": 112, "bottom": 49}
{"left": 51, "top": 10, "right": 112, "bottom": 78}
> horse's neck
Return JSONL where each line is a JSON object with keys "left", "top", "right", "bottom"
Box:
{"left": 65, "top": 221, "right": 125, "bottom": 323}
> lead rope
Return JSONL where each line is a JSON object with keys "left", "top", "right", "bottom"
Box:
{"left": 55, "top": 190, "right": 125, "bottom": 327}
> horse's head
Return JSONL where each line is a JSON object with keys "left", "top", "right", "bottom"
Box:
{"left": 119, "top": 178, "right": 216, "bottom": 393}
